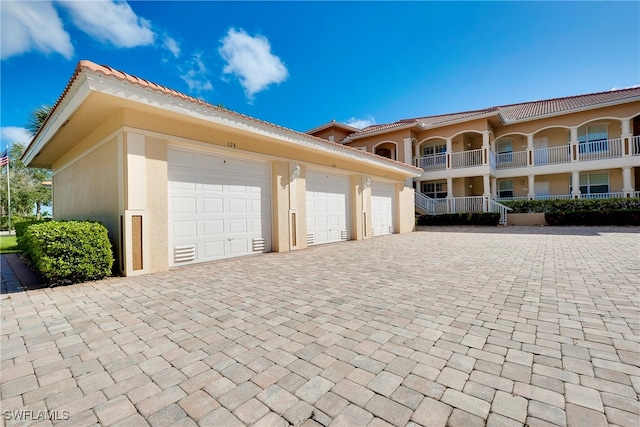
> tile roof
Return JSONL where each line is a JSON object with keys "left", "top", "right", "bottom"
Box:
{"left": 25, "top": 60, "right": 421, "bottom": 174}
{"left": 347, "top": 86, "right": 640, "bottom": 140}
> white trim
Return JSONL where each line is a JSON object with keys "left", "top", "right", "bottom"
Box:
{"left": 52, "top": 128, "right": 121, "bottom": 175}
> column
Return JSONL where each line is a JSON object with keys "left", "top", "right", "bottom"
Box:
{"left": 482, "top": 174, "right": 491, "bottom": 197}
{"left": 622, "top": 166, "right": 633, "bottom": 196}
{"left": 446, "top": 177, "right": 453, "bottom": 198}
{"left": 571, "top": 171, "right": 581, "bottom": 198}
{"left": 490, "top": 177, "right": 497, "bottom": 199}
{"left": 403, "top": 137, "right": 413, "bottom": 165}
{"left": 482, "top": 131, "right": 490, "bottom": 165}
{"left": 527, "top": 134, "right": 534, "bottom": 166}
{"left": 527, "top": 175, "right": 535, "bottom": 199}
{"left": 570, "top": 127, "right": 579, "bottom": 162}
{"left": 446, "top": 137, "right": 453, "bottom": 169}
{"left": 621, "top": 118, "right": 632, "bottom": 156}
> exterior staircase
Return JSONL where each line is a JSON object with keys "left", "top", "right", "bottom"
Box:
{"left": 415, "top": 191, "right": 512, "bottom": 225}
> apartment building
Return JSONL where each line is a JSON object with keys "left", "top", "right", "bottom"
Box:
{"left": 308, "top": 88, "right": 640, "bottom": 221}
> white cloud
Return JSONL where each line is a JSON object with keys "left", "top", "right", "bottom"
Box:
{"left": 1, "top": 127, "right": 32, "bottom": 145}
{"left": 58, "top": 0, "right": 155, "bottom": 48}
{"left": 163, "top": 36, "right": 180, "bottom": 58}
{"left": 180, "top": 53, "right": 213, "bottom": 93}
{"left": 219, "top": 28, "right": 288, "bottom": 101}
{"left": 344, "top": 117, "right": 376, "bottom": 129}
{"left": 1, "top": 1, "right": 73, "bottom": 60}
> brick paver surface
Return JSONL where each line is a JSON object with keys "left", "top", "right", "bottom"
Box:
{"left": 1, "top": 226, "right": 639, "bottom": 426}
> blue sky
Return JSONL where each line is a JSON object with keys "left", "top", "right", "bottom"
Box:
{"left": 1, "top": 1, "right": 639, "bottom": 152}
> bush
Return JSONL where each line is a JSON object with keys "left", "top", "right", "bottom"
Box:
{"left": 417, "top": 212, "right": 501, "bottom": 226}
{"left": 545, "top": 210, "right": 640, "bottom": 226}
{"left": 500, "top": 198, "right": 640, "bottom": 213}
{"left": 22, "top": 220, "right": 114, "bottom": 285}
{"left": 15, "top": 219, "right": 51, "bottom": 243}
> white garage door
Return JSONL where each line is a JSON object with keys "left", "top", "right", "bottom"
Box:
{"left": 168, "top": 147, "right": 271, "bottom": 266}
{"left": 371, "top": 182, "right": 395, "bottom": 236}
{"left": 306, "top": 171, "right": 350, "bottom": 245}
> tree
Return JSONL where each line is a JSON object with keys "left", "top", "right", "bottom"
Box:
{"left": 0, "top": 143, "right": 52, "bottom": 223}
{"left": 26, "top": 105, "right": 52, "bottom": 136}
{"left": 1, "top": 106, "right": 53, "bottom": 227}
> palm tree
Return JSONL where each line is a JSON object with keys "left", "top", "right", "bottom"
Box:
{"left": 26, "top": 105, "right": 52, "bottom": 136}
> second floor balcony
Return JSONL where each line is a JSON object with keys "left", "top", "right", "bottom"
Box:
{"left": 414, "top": 136, "right": 640, "bottom": 171}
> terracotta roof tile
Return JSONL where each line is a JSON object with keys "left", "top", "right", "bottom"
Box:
{"left": 25, "top": 60, "right": 420, "bottom": 174}
{"left": 348, "top": 86, "right": 640, "bottom": 139}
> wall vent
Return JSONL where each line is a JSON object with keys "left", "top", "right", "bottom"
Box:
{"left": 341, "top": 230, "right": 348, "bottom": 241}
{"left": 252, "top": 237, "right": 266, "bottom": 252}
{"left": 371, "top": 228, "right": 376, "bottom": 237}
{"left": 307, "top": 233, "right": 315, "bottom": 245}
{"left": 174, "top": 245, "right": 196, "bottom": 263}
{"left": 389, "top": 226, "right": 394, "bottom": 234}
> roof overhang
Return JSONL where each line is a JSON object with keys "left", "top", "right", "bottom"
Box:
{"left": 23, "top": 61, "right": 421, "bottom": 178}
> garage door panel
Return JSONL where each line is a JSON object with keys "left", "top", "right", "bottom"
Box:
{"left": 306, "top": 171, "right": 350, "bottom": 246}
{"left": 173, "top": 220, "right": 197, "bottom": 239}
{"left": 203, "top": 241, "right": 224, "bottom": 258}
{"left": 371, "top": 182, "right": 395, "bottom": 236}
{"left": 203, "top": 219, "right": 223, "bottom": 236}
{"left": 169, "top": 147, "right": 272, "bottom": 266}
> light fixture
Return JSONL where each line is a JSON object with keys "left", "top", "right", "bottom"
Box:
{"left": 290, "top": 164, "right": 301, "bottom": 181}
{"left": 468, "top": 184, "right": 473, "bottom": 189}
{"left": 364, "top": 177, "right": 371, "bottom": 188}
{"left": 467, "top": 143, "right": 472, "bottom": 148}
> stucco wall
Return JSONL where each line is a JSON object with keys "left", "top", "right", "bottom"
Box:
{"left": 145, "top": 137, "right": 169, "bottom": 272}
{"left": 397, "top": 184, "right": 415, "bottom": 233}
{"left": 53, "top": 137, "right": 120, "bottom": 260}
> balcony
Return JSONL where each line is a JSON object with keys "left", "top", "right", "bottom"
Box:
{"left": 496, "top": 192, "right": 637, "bottom": 202}
{"left": 414, "top": 148, "right": 486, "bottom": 170}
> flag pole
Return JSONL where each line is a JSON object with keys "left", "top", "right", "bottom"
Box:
{"left": 7, "top": 160, "right": 11, "bottom": 233}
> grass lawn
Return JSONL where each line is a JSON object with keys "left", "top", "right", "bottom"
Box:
{"left": 0, "top": 235, "right": 19, "bottom": 254}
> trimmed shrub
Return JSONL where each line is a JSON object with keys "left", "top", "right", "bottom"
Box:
{"left": 15, "top": 219, "right": 51, "bottom": 244}
{"left": 22, "top": 220, "right": 114, "bottom": 285}
{"left": 417, "top": 212, "right": 501, "bottom": 226}
{"left": 545, "top": 210, "right": 640, "bottom": 226}
{"left": 500, "top": 198, "right": 640, "bottom": 214}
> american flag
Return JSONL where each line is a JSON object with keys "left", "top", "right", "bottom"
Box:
{"left": 0, "top": 149, "right": 8, "bottom": 167}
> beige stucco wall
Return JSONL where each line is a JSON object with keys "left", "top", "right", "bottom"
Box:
{"left": 397, "top": 184, "right": 415, "bottom": 233}
{"left": 508, "top": 213, "right": 547, "bottom": 226}
{"left": 145, "top": 137, "right": 169, "bottom": 272}
{"left": 53, "top": 137, "right": 120, "bottom": 264}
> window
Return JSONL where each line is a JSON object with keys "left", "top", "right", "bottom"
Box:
{"left": 497, "top": 139, "right": 513, "bottom": 163}
{"left": 578, "top": 124, "right": 608, "bottom": 153}
{"left": 498, "top": 180, "right": 514, "bottom": 198}
{"left": 422, "top": 143, "right": 446, "bottom": 156}
{"left": 571, "top": 172, "right": 609, "bottom": 194}
{"left": 375, "top": 147, "right": 393, "bottom": 159}
{"left": 421, "top": 180, "right": 447, "bottom": 198}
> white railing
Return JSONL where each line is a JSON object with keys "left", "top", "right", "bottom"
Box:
{"left": 632, "top": 136, "right": 640, "bottom": 155}
{"left": 580, "top": 192, "right": 625, "bottom": 199}
{"left": 499, "top": 193, "right": 636, "bottom": 201}
{"left": 487, "top": 199, "right": 512, "bottom": 225}
{"left": 496, "top": 150, "right": 527, "bottom": 169}
{"left": 414, "top": 154, "right": 446, "bottom": 171}
{"left": 415, "top": 191, "right": 438, "bottom": 214}
{"left": 449, "top": 196, "right": 485, "bottom": 213}
{"left": 533, "top": 145, "right": 571, "bottom": 165}
{"left": 578, "top": 138, "right": 623, "bottom": 161}
{"left": 451, "top": 148, "right": 484, "bottom": 168}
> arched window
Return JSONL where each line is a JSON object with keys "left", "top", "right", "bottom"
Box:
{"left": 375, "top": 147, "right": 392, "bottom": 159}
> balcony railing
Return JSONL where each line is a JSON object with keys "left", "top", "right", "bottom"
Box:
{"left": 632, "top": 136, "right": 640, "bottom": 155}
{"left": 534, "top": 145, "right": 572, "bottom": 165}
{"left": 415, "top": 136, "right": 639, "bottom": 172}
{"left": 497, "top": 192, "right": 637, "bottom": 202}
{"left": 578, "top": 138, "right": 623, "bottom": 161}
{"left": 496, "top": 151, "right": 527, "bottom": 169}
{"left": 414, "top": 154, "right": 446, "bottom": 171}
{"left": 451, "top": 148, "right": 483, "bottom": 168}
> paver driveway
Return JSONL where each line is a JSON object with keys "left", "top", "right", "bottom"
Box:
{"left": 1, "top": 226, "right": 639, "bottom": 427}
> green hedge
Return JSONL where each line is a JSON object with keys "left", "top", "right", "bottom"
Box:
{"left": 500, "top": 198, "right": 640, "bottom": 213}
{"left": 417, "top": 212, "right": 500, "bottom": 226}
{"left": 545, "top": 210, "right": 640, "bottom": 226}
{"left": 21, "top": 220, "right": 114, "bottom": 285}
{"left": 15, "top": 219, "right": 52, "bottom": 241}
